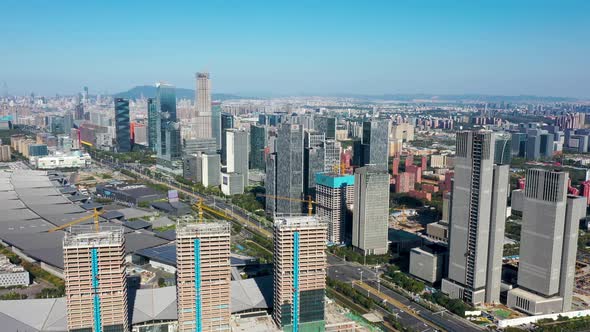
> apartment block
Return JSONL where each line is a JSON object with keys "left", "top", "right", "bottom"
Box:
{"left": 273, "top": 216, "right": 328, "bottom": 331}
{"left": 176, "top": 221, "right": 231, "bottom": 332}
{"left": 63, "top": 226, "right": 128, "bottom": 332}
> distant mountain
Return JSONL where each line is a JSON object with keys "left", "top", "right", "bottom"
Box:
{"left": 113, "top": 85, "right": 244, "bottom": 101}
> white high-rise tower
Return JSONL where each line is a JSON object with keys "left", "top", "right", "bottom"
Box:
{"left": 191, "top": 72, "right": 213, "bottom": 139}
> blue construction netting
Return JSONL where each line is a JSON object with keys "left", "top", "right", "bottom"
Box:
{"left": 194, "top": 239, "right": 202, "bottom": 332}
{"left": 293, "top": 232, "right": 300, "bottom": 332}
{"left": 91, "top": 248, "right": 102, "bottom": 332}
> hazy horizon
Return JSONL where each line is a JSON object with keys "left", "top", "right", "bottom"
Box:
{"left": 1, "top": 1, "right": 589, "bottom": 98}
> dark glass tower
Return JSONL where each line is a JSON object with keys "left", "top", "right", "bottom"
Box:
{"left": 156, "top": 83, "right": 181, "bottom": 161}
{"left": 114, "top": 98, "right": 131, "bottom": 152}
{"left": 212, "top": 103, "right": 222, "bottom": 149}
{"left": 147, "top": 98, "right": 158, "bottom": 152}
{"left": 249, "top": 124, "right": 267, "bottom": 170}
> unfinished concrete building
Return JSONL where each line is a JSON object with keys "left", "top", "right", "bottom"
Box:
{"left": 273, "top": 216, "right": 328, "bottom": 331}
{"left": 63, "top": 226, "right": 128, "bottom": 332}
{"left": 176, "top": 220, "right": 231, "bottom": 332}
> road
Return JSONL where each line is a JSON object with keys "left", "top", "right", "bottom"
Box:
{"left": 94, "top": 157, "right": 272, "bottom": 238}
{"left": 327, "top": 253, "right": 483, "bottom": 332}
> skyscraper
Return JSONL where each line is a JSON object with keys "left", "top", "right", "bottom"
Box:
{"left": 442, "top": 131, "right": 509, "bottom": 305}
{"left": 192, "top": 72, "right": 213, "bottom": 139}
{"left": 226, "top": 129, "right": 249, "bottom": 193}
{"left": 273, "top": 216, "right": 327, "bottom": 331}
{"left": 64, "top": 226, "right": 128, "bottom": 332}
{"left": 507, "top": 169, "right": 585, "bottom": 314}
{"left": 114, "top": 98, "right": 131, "bottom": 152}
{"left": 220, "top": 113, "right": 235, "bottom": 164}
{"left": 249, "top": 124, "right": 267, "bottom": 170}
{"left": 352, "top": 166, "right": 390, "bottom": 255}
{"left": 212, "top": 102, "right": 222, "bottom": 149}
{"left": 156, "top": 83, "right": 181, "bottom": 163}
{"left": 303, "top": 130, "right": 326, "bottom": 199}
{"left": 358, "top": 120, "right": 389, "bottom": 171}
{"left": 275, "top": 123, "right": 304, "bottom": 214}
{"left": 316, "top": 172, "right": 354, "bottom": 243}
{"left": 147, "top": 98, "right": 158, "bottom": 152}
{"left": 493, "top": 132, "right": 512, "bottom": 165}
{"left": 265, "top": 153, "right": 277, "bottom": 215}
{"left": 176, "top": 220, "right": 231, "bottom": 332}
{"left": 314, "top": 116, "right": 336, "bottom": 139}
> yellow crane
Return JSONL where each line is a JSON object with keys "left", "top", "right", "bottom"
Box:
{"left": 192, "top": 197, "right": 231, "bottom": 223}
{"left": 47, "top": 208, "right": 104, "bottom": 233}
{"left": 256, "top": 194, "right": 317, "bottom": 216}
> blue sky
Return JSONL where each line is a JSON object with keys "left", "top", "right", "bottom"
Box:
{"left": 1, "top": 0, "right": 589, "bottom": 98}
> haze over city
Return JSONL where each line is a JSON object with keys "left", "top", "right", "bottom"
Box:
{"left": 1, "top": 0, "right": 590, "bottom": 98}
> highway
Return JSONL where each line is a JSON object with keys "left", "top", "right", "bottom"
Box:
{"left": 327, "top": 254, "right": 483, "bottom": 332}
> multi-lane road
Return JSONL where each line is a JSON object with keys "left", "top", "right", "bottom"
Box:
{"left": 327, "top": 254, "right": 483, "bottom": 332}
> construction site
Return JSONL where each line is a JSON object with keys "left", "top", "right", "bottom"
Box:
{"left": 0, "top": 168, "right": 362, "bottom": 332}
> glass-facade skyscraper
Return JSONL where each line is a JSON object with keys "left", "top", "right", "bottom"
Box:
{"left": 114, "top": 98, "right": 131, "bottom": 152}
{"left": 212, "top": 103, "right": 222, "bottom": 149}
{"left": 156, "top": 83, "right": 181, "bottom": 162}
{"left": 147, "top": 98, "right": 158, "bottom": 152}
{"left": 249, "top": 124, "right": 267, "bottom": 170}
{"left": 220, "top": 112, "right": 235, "bottom": 164}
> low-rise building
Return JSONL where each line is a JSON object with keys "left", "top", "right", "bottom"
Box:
{"left": 0, "top": 255, "right": 30, "bottom": 287}
{"left": 96, "top": 182, "right": 165, "bottom": 205}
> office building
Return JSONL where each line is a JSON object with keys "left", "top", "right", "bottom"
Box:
{"left": 183, "top": 153, "right": 221, "bottom": 187}
{"left": 274, "top": 123, "right": 304, "bottom": 215}
{"left": 494, "top": 132, "right": 511, "bottom": 165}
{"left": 352, "top": 166, "right": 390, "bottom": 255}
{"left": 442, "top": 131, "right": 509, "bottom": 305}
{"left": 511, "top": 132, "right": 527, "bottom": 157}
{"left": 391, "top": 122, "right": 415, "bottom": 142}
{"left": 507, "top": 169, "right": 586, "bottom": 315}
{"left": 63, "top": 226, "right": 128, "bottom": 332}
{"left": 316, "top": 173, "right": 354, "bottom": 243}
{"left": 250, "top": 124, "right": 267, "bottom": 170}
{"left": 226, "top": 129, "right": 249, "bottom": 188}
{"left": 359, "top": 120, "right": 389, "bottom": 171}
{"left": 192, "top": 72, "right": 213, "bottom": 139}
{"left": 221, "top": 172, "right": 244, "bottom": 196}
{"left": 212, "top": 103, "right": 222, "bottom": 149}
{"left": 265, "top": 153, "right": 278, "bottom": 215}
{"left": 220, "top": 113, "right": 234, "bottom": 164}
{"left": 0, "top": 255, "right": 30, "bottom": 287}
{"left": 303, "top": 130, "right": 325, "bottom": 199}
{"left": 273, "top": 216, "right": 327, "bottom": 331}
{"left": 409, "top": 247, "right": 444, "bottom": 284}
{"left": 176, "top": 221, "right": 231, "bottom": 332}
{"left": 156, "top": 83, "right": 182, "bottom": 165}
{"left": 314, "top": 116, "right": 336, "bottom": 139}
{"left": 0, "top": 145, "right": 10, "bottom": 161}
{"left": 147, "top": 98, "right": 158, "bottom": 152}
{"left": 540, "top": 133, "right": 554, "bottom": 158}
{"left": 324, "top": 139, "right": 341, "bottom": 173}
{"left": 183, "top": 138, "right": 217, "bottom": 156}
{"left": 114, "top": 98, "right": 131, "bottom": 152}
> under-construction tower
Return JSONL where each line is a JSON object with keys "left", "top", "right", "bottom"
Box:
{"left": 63, "top": 226, "right": 128, "bottom": 332}
{"left": 176, "top": 220, "right": 231, "bottom": 332}
{"left": 273, "top": 216, "right": 328, "bottom": 332}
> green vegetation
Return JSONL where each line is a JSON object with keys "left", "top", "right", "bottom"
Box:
{"left": 89, "top": 148, "right": 156, "bottom": 165}
{"left": 138, "top": 200, "right": 152, "bottom": 208}
{"left": 94, "top": 197, "right": 113, "bottom": 204}
{"left": 0, "top": 292, "right": 27, "bottom": 300}
{"left": 81, "top": 176, "right": 95, "bottom": 181}
{"left": 327, "top": 278, "right": 376, "bottom": 310}
{"left": 384, "top": 265, "right": 425, "bottom": 294}
{"left": 37, "top": 286, "right": 65, "bottom": 299}
{"left": 0, "top": 244, "right": 64, "bottom": 294}
{"left": 422, "top": 291, "right": 473, "bottom": 317}
{"left": 99, "top": 173, "right": 112, "bottom": 179}
{"left": 535, "top": 315, "right": 590, "bottom": 332}
{"left": 503, "top": 243, "right": 520, "bottom": 256}
{"left": 390, "top": 193, "right": 424, "bottom": 209}
{"left": 120, "top": 169, "right": 139, "bottom": 179}
{"left": 158, "top": 277, "right": 166, "bottom": 287}
{"left": 231, "top": 186, "right": 264, "bottom": 214}
{"left": 153, "top": 224, "right": 176, "bottom": 232}
{"left": 242, "top": 240, "right": 272, "bottom": 263}
{"left": 328, "top": 246, "right": 390, "bottom": 265}
{"left": 505, "top": 220, "right": 522, "bottom": 241}
{"left": 384, "top": 314, "right": 415, "bottom": 332}
{"left": 578, "top": 231, "right": 590, "bottom": 255}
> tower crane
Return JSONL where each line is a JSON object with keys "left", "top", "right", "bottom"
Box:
{"left": 47, "top": 208, "right": 104, "bottom": 232}
{"left": 256, "top": 194, "right": 318, "bottom": 216}
{"left": 192, "top": 197, "right": 231, "bottom": 223}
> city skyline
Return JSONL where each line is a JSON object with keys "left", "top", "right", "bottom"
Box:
{"left": 1, "top": 1, "right": 590, "bottom": 98}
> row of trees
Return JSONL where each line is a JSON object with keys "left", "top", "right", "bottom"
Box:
{"left": 422, "top": 291, "right": 473, "bottom": 317}
{"left": 327, "top": 278, "right": 375, "bottom": 310}
{"left": 385, "top": 265, "right": 425, "bottom": 294}
{"left": 328, "top": 246, "right": 390, "bottom": 265}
